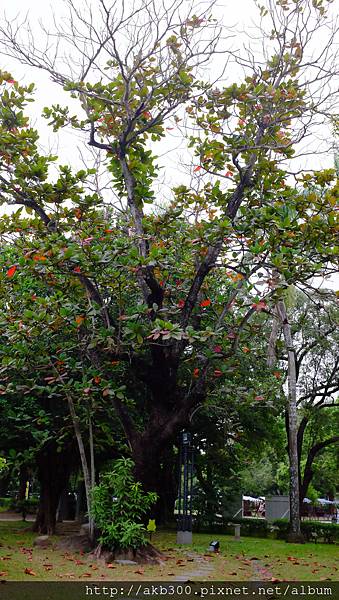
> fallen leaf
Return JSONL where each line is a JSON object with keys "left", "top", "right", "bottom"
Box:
{"left": 135, "top": 569, "right": 144, "bottom": 575}
{"left": 24, "top": 568, "right": 36, "bottom": 576}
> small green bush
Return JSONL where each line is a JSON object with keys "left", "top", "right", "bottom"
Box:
{"left": 91, "top": 458, "right": 157, "bottom": 551}
{"left": 272, "top": 519, "right": 339, "bottom": 543}
{"left": 228, "top": 517, "right": 269, "bottom": 537}
{"left": 0, "top": 497, "right": 11, "bottom": 511}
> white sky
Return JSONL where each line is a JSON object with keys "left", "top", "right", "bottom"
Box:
{"left": 1, "top": 0, "right": 337, "bottom": 172}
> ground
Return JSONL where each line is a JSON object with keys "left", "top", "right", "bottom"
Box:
{"left": 0, "top": 521, "right": 337, "bottom": 581}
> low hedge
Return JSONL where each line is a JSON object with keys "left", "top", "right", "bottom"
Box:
{"left": 273, "top": 519, "right": 339, "bottom": 543}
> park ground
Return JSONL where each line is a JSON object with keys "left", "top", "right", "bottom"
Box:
{"left": 0, "top": 521, "right": 337, "bottom": 582}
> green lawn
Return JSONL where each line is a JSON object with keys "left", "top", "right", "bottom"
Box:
{"left": 0, "top": 522, "right": 337, "bottom": 581}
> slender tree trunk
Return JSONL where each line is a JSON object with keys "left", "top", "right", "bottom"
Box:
{"left": 276, "top": 300, "right": 304, "bottom": 542}
{"left": 65, "top": 391, "right": 95, "bottom": 542}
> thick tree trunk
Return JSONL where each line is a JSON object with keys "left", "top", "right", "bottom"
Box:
{"left": 33, "top": 443, "right": 73, "bottom": 535}
{"left": 132, "top": 437, "right": 178, "bottom": 524}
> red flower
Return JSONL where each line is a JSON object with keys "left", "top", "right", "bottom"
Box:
{"left": 177, "top": 299, "right": 185, "bottom": 308}
{"left": 213, "top": 345, "right": 222, "bottom": 353}
{"left": 214, "top": 369, "right": 222, "bottom": 378}
{"left": 73, "top": 266, "right": 81, "bottom": 273}
{"left": 200, "top": 298, "right": 211, "bottom": 307}
{"left": 193, "top": 368, "right": 200, "bottom": 378}
{"left": 225, "top": 171, "right": 233, "bottom": 178}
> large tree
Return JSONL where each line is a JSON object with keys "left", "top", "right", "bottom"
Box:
{"left": 0, "top": 0, "right": 338, "bottom": 520}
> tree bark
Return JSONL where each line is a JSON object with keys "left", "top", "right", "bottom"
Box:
{"left": 33, "top": 443, "right": 73, "bottom": 534}
{"left": 276, "top": 300, "right": 303, "bottom": 542}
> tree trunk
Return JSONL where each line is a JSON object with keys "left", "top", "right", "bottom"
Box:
{"left": 276, "top": 300, "right": 304, "bottom": 542}
{"left": 33, "top": 443, "right": 73, "bottom": 535}
{"left": 132, "top": 438, "right": 177, "bottom": 524}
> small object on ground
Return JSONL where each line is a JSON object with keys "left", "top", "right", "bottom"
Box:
{"left": 33, "top": 535, "right": 51, "bottom": 548}
{"left": 208, "top": 540, "right": 220, "bottom": 552}
{"left": 114, "top": 559, "right": 137, "bottom": 565}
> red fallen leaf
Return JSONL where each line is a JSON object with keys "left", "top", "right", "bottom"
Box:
{"left": 6, "top": 265, "right": 17, "bottom": 278}
{"left": 106, "top": 563, "right": 116, "bottom": 569}
{"left": 255, "top": 395, "right": 265, "bottom": 401}
{"left": 200, "top": 298, "right": 211, "bottom": 307}
{"left": 242, "top": 346, "right": 250, "bottom": 353}
{"left": 214, "top": 369, "right": 223, "bottom": 377}
{"left": 167, "top": 572, "right": 175, "bottom": 576}
{"left": 93, "top": 376, "right": 101, "bottom": 384}
{"left": 213, "top": 345, "right": 222, "bottom": 353}
{"left": 229, "top": 572, "right": 238, "bottom": 576}
{"left": 271, "top": 578, "right": 281, "bottom": 583}
{"left": 225, "top": 171, "right": 233, "bottom": 177}
{"left": 75, "top": 560, "right": 85, "bottom": 566}
{"left": 73, "top": 266, "right": 81, "bottom": 273}
{"left": 24, "top": 568, "right": 37, "bottom": 576}
{"left": 135, "top": 569, "right": 144, "bottom": 575}
{"left": 82, "top": 572, "right": 92, "bottom": 577}
{"left": 193, "top": 165, "right": 202, "bottom": 172}
{"left": 193, "top": 368, "right": 199, "bottom": 378}
{"left": 177, "top": 299, "right": 185, "bottom": 308}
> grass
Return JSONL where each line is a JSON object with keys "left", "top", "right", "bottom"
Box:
{"left": 0, "top": 521, "right": 338, "bottom": 581}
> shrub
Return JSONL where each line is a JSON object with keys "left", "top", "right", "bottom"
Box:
{"left": 272, "top": 519, "right": 339, "bottom": 543}
{"left": 91, "top": 458, "right": 157, "bottom": 551}
{"left": 228, "top": 517, "right": 269, "bottom": 538}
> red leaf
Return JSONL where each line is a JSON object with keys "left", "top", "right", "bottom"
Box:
{"left": 255, "top": 395, "right": 265, "bottom": 401}
{"left": 252, "top": 300, "right": 267, "bottom": 311}
{"left": 73, "top": 266, "right": 81, "bottom": 273}
{"left": 213, "top": 345, "right": 222, "bottom": 353}
{"left": 242, "top": 346, "right": 250, "bottom": 353}
{"left": 6, "top": 265, "right": 17, "bottom": 278}
{"left": 24, "top": 568, "right": 36, "bottom": 576}
{"left": 200, "top": 298, "right": 211, "bottom": 307}
{"left": 135, "top": 569, "right": 144, "bottom": 575}
{"left": 225, "top": 171, "right": 233, "bottom": 177}
{"left": 193, "top": 165, "right": 202, "bottom": 172}
{"left": 214, "top": 369, "right": 222, "bottom": 378}
{"left": 193, "top": 368, "right": 199, "bottom": 378}
{"left": 177, "top": 299, "right": 185, "bottom": 308}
